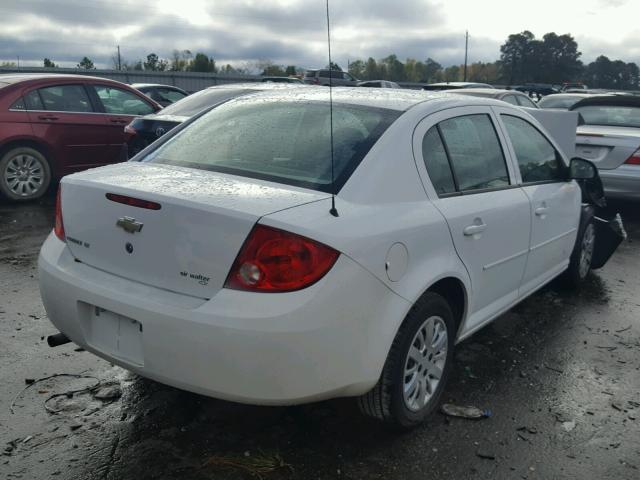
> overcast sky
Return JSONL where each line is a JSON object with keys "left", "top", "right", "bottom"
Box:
{"left": 1, "top": 0, "right": 638, "bottom": 70}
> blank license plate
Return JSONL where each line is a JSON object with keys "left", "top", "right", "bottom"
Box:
{"left": 85, "top": 306, "right": 144, "bottom": 366}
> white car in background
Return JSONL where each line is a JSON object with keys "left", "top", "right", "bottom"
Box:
{"left": 40, "top": 89, "right": 612, "bottom": 428}
{"left": 570, "top": 95, "right": 640, "bottom": 200}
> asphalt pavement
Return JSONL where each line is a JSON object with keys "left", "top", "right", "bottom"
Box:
{"left": 1, "top": 194, "right": 639, "bottom": 480}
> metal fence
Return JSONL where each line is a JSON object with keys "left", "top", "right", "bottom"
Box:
{"left": 0, "top": 67, "right": 263, "bottom": 93}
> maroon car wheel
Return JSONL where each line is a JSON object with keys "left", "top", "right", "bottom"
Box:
{"left": 0, "top": 146, "right": 52, "bottom": 201}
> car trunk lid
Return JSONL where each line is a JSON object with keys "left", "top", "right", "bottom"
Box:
{"left": 60, "top": 162, "right": 329, "bottom": 299}
{"left": 575, "top": 125, "right": 640, "bottom": 169}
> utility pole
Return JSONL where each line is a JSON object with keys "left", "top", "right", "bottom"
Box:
{"left": 117, "top": 45, "right": 122, "bottom": 71}
{"left": 463, "top": 30, "right": 469, "bottom": 82}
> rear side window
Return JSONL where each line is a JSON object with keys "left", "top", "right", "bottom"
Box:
{"left": 93, "top": 85, "right": 154, "bottom": 115}
{"left": 38, "top": 85, "right": 92, "bottom": 112}
{"left": 438, "top": 115, "right": 510, "bottom": 192}
{"left": 422, "top": 127, "right": 455, "bottom": 195}
{"left": 10, "top": 97, "right": 26, "bottom": 110}
{"left": 516, "top": 95, "right": 537, "bottom": 108}
{"left": 502, "top": 95, "right": 519, "bottom": 106}
{"left": 144, "top": 100, "right": 400, "bottom": 193}
{"left": 304, "top": 70, "right": 317, "bottom": 78}
{"left": 501, "top": 115, "right": 565, "bottom": 183}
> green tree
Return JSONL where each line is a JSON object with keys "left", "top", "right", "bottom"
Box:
{"left": 143, "top": 53, "right": 167, "bottom": 71}
{"left": 348, "top": 59, "right": 365, "bottom": 79}
{"left": 381, "top": 54, "right": 405, "bottom": 81}
{"left": 285, "top": 65, "right": 297, "bottom": 76}
{"left": 170, "top": 50, "right": 192, "bottom": 71}
{"left": 190, "top": 52, "right": 216, "bottom": 73}
{"left": 43, "top": 58, "right": 57, "bottom": 68}
{"left": 444, "top": 65, "right": 461, "bottom": 82}
{"left": 424, "top": 58, "right": 442, "bottom": 83}
{"left": 364, "top": 57, "right": 379, "bottom": 80}
{"left": 499, "top": 31, "right": 535, "bottom": 84}
{"left": 326, "top": 61, "right": 342, "bottom": 71}
{"left": 77, "top": 57, "right": 95, "bottom": 69}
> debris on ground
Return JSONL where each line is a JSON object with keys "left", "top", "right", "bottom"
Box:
{"left": 203, "top": 451, "right": 293, "bottom": 478}
{"left": 561, "top": 421, "right": 576, "bottom": 432}
{"left": 93, "top": 382, "right": 122, "bottom": 401}
{"left": 441, "top": 404, "right": 492, "bottom": 420}
{"left": 475, "top": 449, "right": 496, "bottom": 460}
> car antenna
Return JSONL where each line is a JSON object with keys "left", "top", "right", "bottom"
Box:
{"left": 326, "top": 0, "right": 339, "bottom": 217}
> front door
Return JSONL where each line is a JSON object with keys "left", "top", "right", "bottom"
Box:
{"left": 496, "top": 111, "right": 581, "bottom": 296}
{"left": 413, "top": 108, "right": 531, "bottom": 333}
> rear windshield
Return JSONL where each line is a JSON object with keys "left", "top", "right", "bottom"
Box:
{"left": 159, "top": 88, "right": 251, "bottom": 117}
{"left": 143, "top": 100, "right": 400, "bottom": 192}
{"left": 538, "top": 96, "right": 583, "bottom": 109}
{"left": 573, "top": 105, "right": 640, "bottom": 128}
{"left": 304, "top": 71, "right": 317, "bottom": 78}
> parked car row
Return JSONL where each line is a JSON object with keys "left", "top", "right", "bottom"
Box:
{"left": 41, "top": 86, "right": 622, "bottom": 429}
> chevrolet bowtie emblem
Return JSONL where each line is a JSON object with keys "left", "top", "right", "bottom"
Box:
{"left": 116, "top": 216, "right": 143, "bottom": 234}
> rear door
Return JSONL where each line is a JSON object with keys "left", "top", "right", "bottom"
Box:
{"left": 89, "top": 84, "right": 157, "bottom": 163}
{"left": 25, "top": 84, "right": 109, "bottom": 173}
{"left": 495, "top": 108, "right": 581, "bottom": 296}
{"left": 413, "top": 107, "right": 531, "bottom": 332}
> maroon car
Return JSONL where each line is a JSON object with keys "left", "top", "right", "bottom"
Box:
{"left": 0, "top": 74, "right": 161, "bottom": 201}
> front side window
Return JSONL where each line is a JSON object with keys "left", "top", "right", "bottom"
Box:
{"left": 93, "top": 85, "right": 154, "bottom": 115}
{"left": 37, "top": 85, "right": 92, "bottom": 112}
{"left": 143, "top": 100, "right": 399, "bottom": 193}
{"left": 154, "top": 88, "right": 188, "bottom": 104}
{"left": 501, "top": 115, "right": 565, "bottom": 183}
{"left": 438, "top": 114, "right": 510, "bottom": 192}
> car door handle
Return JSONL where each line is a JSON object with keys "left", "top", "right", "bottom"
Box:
{"left": 38, "top": 114, "right": 59, "bottom": 121}
{"left": 110, "top": 118, "right": 129, "bottom": 124}
{"left": 463, "top": 224, "right": 487, "bottom": 236}
{"left": 535, "top": 207, "right": 549, "bottom": 216}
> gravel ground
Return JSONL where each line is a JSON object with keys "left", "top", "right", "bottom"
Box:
{"left": 1, "top": 194, "right": 639, "bottom": 480}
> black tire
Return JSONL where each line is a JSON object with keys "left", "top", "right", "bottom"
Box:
{"left": 0, "top": 146, "right": 52, "bottom": 202}
{"left": 561, "top": 210, "right": 596, "bottom": 289}
{"left": 358, "top": 292, "right": 456, "bottom": 429}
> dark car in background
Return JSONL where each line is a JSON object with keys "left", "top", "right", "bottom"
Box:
{"left": 303, "top": 69, "right": 358, "bottom": 86}
{"left": 0, "top": 74, "right": 161, "bottom": 201}
{"left": 443, "top": 87, "right": 538, "bottom": 108}
{"left": 124, "top": 83, "right": 307, "bottom": 157}
{"left": 131, "top": 83, "right": 189, "bottom": 107}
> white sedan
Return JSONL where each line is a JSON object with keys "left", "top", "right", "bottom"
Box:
{"left": 40, "top": 88, "right": 604, "bottom": 428}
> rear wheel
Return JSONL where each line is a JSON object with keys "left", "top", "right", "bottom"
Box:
{"left": 358, "top": 292, "right": 455, "bottom": 429}
{"left": 0, "top": 146, "right": 51, "bottom": 201}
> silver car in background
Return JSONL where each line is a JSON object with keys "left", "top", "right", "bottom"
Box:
{"left": 443, "top": 88, "right": 538, "bottom": 108}
{"left": 570, "top": 95, "right": 640, "bottom": 200}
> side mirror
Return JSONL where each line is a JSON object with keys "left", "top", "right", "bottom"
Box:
{"left": 570, "top": 157, "right": 597, "bottom": 180}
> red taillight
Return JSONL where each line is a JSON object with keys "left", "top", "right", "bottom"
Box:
{"left": 106, "top": 193, "right": 161, "bottom": 210}
{"left": 624, "top": 149, "right": 640, "bottom": 165}
{"left": 224, "top": 224, "right": 339, "bottom": 293}
{"left": 54, "top": 187, "right": 65, "bottom": 241}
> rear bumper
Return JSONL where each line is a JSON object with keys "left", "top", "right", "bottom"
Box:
{"left": 600, "top": 165, "right": 640, "bottom": 200}
{"left": 39, "top": 234, "right": 409, "bottom": 405}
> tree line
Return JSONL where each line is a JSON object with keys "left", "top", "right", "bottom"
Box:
{"left": 31, "top": 31, "right": 640, "bottom": 90}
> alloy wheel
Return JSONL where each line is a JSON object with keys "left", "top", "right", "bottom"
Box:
{"left": 403, "top": 315, "right": 448, "bottom": 412}
{"left": 3, "top": 154, "right": 45, "bottom": 198}
{"left": 579, "top": 223, "right": 595, "bottom": 279}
